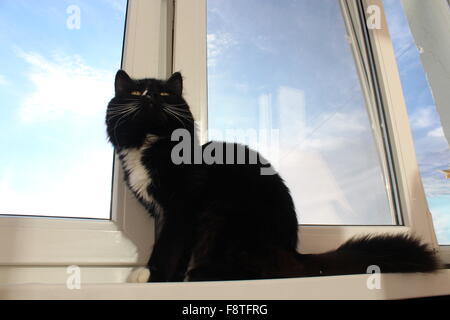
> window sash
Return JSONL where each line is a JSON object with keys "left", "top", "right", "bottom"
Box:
{"left": 0, "top": 0, "right": 173, "bottom": 269}
{"left": 174, "top": 0, "right": 439, "bottom": 254}
{"left": 362, "top": 0, "right": 438, "bottom": 248}
{"left": 341, "top": 0, "right": 404, "bottom": 226}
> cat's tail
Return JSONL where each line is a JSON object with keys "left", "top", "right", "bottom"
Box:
{"left": 296, "top": 234, "right": 440, "bottom": 276}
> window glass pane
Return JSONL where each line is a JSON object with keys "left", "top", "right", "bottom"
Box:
{"left": 384, "top": 0, "right": 450, "bottom": 244}
{"left": 0, "top": 0, "right": 127, "bottom": 219}
{"left": 207, "top": 0, "right": 395, "bottom": 225}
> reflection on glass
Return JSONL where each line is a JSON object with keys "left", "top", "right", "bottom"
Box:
{"left": 384, "top": 0, "right": 450, "bottom": 244}
{"left": 0, "top": 0, "right": 127, "bottom": 219}
{"left": 207, "top": 0, "right": 394, "bottom": 225}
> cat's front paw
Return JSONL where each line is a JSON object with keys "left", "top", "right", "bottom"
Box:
{"left": 128, "top": 267, "right": 151, "bottom": 283}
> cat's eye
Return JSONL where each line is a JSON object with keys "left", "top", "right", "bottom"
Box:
{"left": 160, "top": 92, "right": 170, "bottom": 96}
{"left": 131, "top": 91, "right": 142, "bottom": 96}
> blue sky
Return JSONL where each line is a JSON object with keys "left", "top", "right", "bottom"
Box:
{"left": 0, "top": 0, "right": 448, "bottom": 243}
{"left": 0, "top": 0, "right": 126, "bottom": 218}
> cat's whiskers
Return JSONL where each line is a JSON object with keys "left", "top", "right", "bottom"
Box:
{"left": 163, "top": 104, "right": 192, "bottom": 117}
{"left": 107, "top": 107, "right": 135, "bottom": 116}
{"left": 107, "top": 103, "right": 140, "bottom": 119}
{"left": 166, "top": 108, "right": 191, "bottom": 115}
{"left": 162, "top": 107, "right": 188, "bottom": 129}
{"left": 163, "top": 105, "right": 191, "bottom": 119}
{"left": 108, "top": 103, "right": 140, "bottom": 111}
{"left": 108, "top": 108, "right": 136, "bottom": 118}
{"left": 164, "top": 108, "right": 189, "bottom": 118}
{"left": 163, "top": 103, "right": 188, "bottom": 108}
{"left": 110, "top": 103, "right": 141, "bottom": 143}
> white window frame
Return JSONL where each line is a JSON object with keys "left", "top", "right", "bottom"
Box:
{"left": 0, "top": 0, "right": 174, "bottom": 284}
{"left": 173, "top": 0, "right": 441, "bottom": 257}
{"left": 0, "top": 0, "right": 447, "bottom": 287}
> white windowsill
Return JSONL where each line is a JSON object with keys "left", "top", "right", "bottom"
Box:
{"left": 1, "top": 269, "right": 450, "bottom": 300}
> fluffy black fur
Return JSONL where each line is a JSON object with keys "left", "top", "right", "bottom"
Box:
{"left": 106, "top": 70, "right": 440, "bottom": 282}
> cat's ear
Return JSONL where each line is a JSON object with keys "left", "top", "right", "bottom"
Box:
{"left": 115, "top": 70, "right": 133, "bottom": 95}
{"left": 167, "top": 72, "right": 183, "bottom": 96}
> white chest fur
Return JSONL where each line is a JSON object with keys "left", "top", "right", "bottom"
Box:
{"left": 118, "top": 135, "right": 160, "bottom": 209}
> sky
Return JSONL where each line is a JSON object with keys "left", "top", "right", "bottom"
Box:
{"left": 0, "top": 0, "right": 127, "bottom": 219}
{"left": 0, "top": 0, "right": 448, "bottom": 243}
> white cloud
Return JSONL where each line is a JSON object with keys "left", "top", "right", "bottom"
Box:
{"left": 277, "top": 148, "right": 392, "bottom": 225}
{"left": 428, "top": 127, "right": 445, "bottom": 138}
{"left": 16, "top": 50, "right": 114, "bottom": 123}
{"left": 294, "top": 110, "right": 368, "bottom": 152}
{"left": 409, "top": 106, "right": 436, "bottom": 129}
{"left": 0, "top": 50, "right": 116, "bottom": 219}
{"left": 268, "top": 87, "right": 392, "bottom": 224}
{"left": 207, "top": 33, "right": 237, "bottom": 67}
{"left": 0, "top": 148, "right": 113, "bottom": 219}
{"left": 276, "top": 86, "right": 368, "bottom": 153}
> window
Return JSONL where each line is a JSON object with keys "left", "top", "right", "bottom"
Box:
{"left": 383, "top": 0, "right": 450, "bottom": 245}
{"left": 0, "top": 0, "right": 127, "bottom": 219}
{"left": 1, "top": 0, "right": 447, "bottom": 286}
{"left": 0, "top": 0, "right": 172, "bottom": 282}
{"left": 206, "top": 0, "right": 398, "bottom": 225}
{"left": 174, "top": 0, "right": 440, "bottom": 254}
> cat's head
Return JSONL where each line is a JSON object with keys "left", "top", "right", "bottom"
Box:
{"left": 106, "top": 70, "right": 194, "bottom": 149}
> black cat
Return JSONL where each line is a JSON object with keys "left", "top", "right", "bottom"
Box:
{"left": 106, "top": 70, "right": 439, "bottom": 282}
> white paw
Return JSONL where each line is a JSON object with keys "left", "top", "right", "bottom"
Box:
{"left": 128, "top": 267, "right": 150, "bottom": 283}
